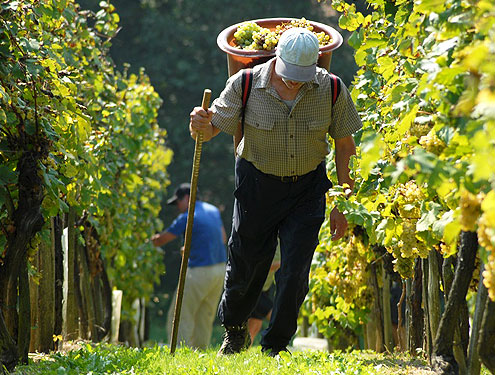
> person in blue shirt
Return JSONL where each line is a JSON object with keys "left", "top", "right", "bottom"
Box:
{"left": 152, "top": 183, "right": 227, "bottom": 349}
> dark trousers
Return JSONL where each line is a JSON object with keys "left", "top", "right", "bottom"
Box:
{"left": 218, "top": 157, "right": 331, "bottom": 349}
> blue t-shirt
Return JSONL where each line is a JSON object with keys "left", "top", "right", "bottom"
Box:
{"left": 167, "top": 201, "right": 227, "bottom": 267}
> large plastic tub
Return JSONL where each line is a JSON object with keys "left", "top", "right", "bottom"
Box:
{"left": 217, "top": 18, "right": 343, "bottom": 77}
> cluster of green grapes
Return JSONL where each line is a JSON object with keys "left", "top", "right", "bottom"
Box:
{"left": 419, "top": 130, "right": 446, "bottom": 155}
{"left": 251, "top": 28, "right": 278, "bottom": 51}
{"left": 386, "top": 219, "right": 428, "bottom": 279}
{"left": 315, "top": 31, "right": 332, "bottom": 45}
{"left": 478, "top": 213, "right": 495, "bottom": 301}
{"left": 459, "top": 190, "right": 482, "bottom": 232}
{"left": 483, "top": 252, "right": 495, "bottom": 301}
{"left": 386, "top": 248, "right": 415, "bottom": 279}
{"left": 275, "top": 18, "right": 332, "bottom": 46}
{"left": 396, "top": 181, "right": 425, "bottom": 219}
{"left": 233, "top": 18, "right": 332, "bottom": 51}
{"left": 276, "top": 17, "right": 315, "bottom": 32}
{"left": 384, "top": 181, "right": 428, "bottom": 278}
{"left": 233, "top": 21, "right": 266, "bottom": 49}
{"left": 399, "top": 219, "right": 429, "bottom": 258}
{"left": 409, "top": 121, "right": 432, "bottom": 138}
{"left": 337, "top": 234, "right": 371, "bottom": 304}
{"left": 312, "top": 232, "right": 372, "bottom": 310}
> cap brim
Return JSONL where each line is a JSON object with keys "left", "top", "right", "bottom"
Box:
{"left": 275, "top": 56, "right": 316, "bottom": 82}
{"left": 166, "top": 196, "right": 178, "bottom": 205}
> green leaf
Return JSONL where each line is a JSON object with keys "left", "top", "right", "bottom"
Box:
{"left": 0, "top": 165, "right": 16, "bottom": 185}
{"left": 348, "top": 29, "right": 364, "bottom": 50}
{"left": 19, "top": 37, "right": 40, "bottom": 51}
{"left": 0, "top": 108, "right": 6, "bottom": 124}
{"left": 3, "top": 1, "right": 20, "bottom": 10}
{"left": 430, "top": 37, "right": 458, "bottom": 57}
{"left": 355, "top": 48, "right": 367, "bottom": 66}
{"left": 58, "top": 198, "right": 69, "bottom": 213}
{"left": 432, "top": 210, "right": 455, "bottom": 238}
{"left": 385, "top": 1, "right": 399, "bottom": 18}
{"left": 417, "top": 202, "right": 442, "bottom": 231}
{"left": 376, "top": 218, "right": 396, "bottom": 246}
{"left": 26, "top": 60, "right": 44, "bottom": 77}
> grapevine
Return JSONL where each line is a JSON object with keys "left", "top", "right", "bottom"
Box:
{"left": 233, "top": 18, "right": 332, "bottom": 51}
{"left": 0, "top": 0, "right": 171, "bottom": 353}
{"left": 304, "top": 0, "right": 495, "bottom": 357}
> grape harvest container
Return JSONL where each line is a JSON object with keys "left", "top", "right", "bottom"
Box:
{"left": 216, "top": 18, "right": 343, "bottom": 77}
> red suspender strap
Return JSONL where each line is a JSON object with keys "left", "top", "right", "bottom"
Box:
{"left": 241, "top": 69, "right": 253, "bottom": 137}
{"left": 329, "top": 73, "right": 341, "bottom": 106}
{"left": 242, "top": 69, "right": 252, "bottom": 107}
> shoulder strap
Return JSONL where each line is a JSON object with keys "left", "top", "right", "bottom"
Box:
{"left": 241, "top": 68, "right": 253, "bottom": 137}
{"left": 328, "top": 72, "right": 341, "bottom": 106}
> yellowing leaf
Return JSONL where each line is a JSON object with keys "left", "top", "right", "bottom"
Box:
{"left": 437, "top": 179, "right": 456, "bottom": 200}
{"left": 414, "top": 0, "right": 446, "bottom": 14}
{"left": 397, "top": 105, "right": 419, "bottom": 139}
{"left": 459, "top": 43, "right": 488, "bottom": 72}
{"left": 359, "top": 132, "right": 385, "bottom": 180}
{"left": 355, "top": 48, "right": 367, "bottom": 66}
{"left": 76, "top": 117, "right": 91, "bottom": 141}
{"left": 474, "top": 89, "right": 495, "bottom": 119}
{"left": 377, "top": 56, "right": 396, "bottom": 80}
{"left": 443, "top": 220, "right": 461, "bottom": 246}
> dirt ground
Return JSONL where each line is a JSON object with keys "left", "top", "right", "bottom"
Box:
{"left": 354, "top": 351, "right": 436, "bottom": 375}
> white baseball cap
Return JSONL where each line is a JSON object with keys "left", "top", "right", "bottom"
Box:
{"left": 275, "top": 27, "right": 319, "bottom": 82}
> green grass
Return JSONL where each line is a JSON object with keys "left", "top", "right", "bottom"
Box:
{"left": 12, "top": 343, "right": 448, "bottom": 375}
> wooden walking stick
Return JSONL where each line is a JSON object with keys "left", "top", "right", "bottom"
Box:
{"left": 170, "top": 88, "right": 211, "bottom": 354}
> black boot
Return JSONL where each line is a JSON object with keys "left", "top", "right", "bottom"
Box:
{"left": 217, "top": 324, "right": 250, "bottom": 355}
{"left": 261, "top": 346, "right": 290, "bottom": 357}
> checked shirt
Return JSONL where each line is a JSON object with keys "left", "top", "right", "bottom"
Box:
{"left": 210, "top": 57, "right": 363, "bottom": 177}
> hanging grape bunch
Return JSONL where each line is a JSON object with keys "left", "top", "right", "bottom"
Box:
{"left": 233, "top": 18, "right": 332, "bottom": 51}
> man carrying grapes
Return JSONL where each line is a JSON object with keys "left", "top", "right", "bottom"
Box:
{"left": 189, "top": 27, "right": 362, "bottom": 356}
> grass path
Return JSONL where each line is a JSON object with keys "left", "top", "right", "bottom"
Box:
{"left": 12, "top": 342, "right": 442, "bottom": 375}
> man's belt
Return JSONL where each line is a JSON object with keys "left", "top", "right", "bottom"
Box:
{"left": 264, "top": 172, "right": 309, "bottom": 183}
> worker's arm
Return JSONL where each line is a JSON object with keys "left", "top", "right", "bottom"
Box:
{"left": 151, "top": 231, "right": 177, "bottom": 247}
{"left": 330, "top": 135, "right": 356, "bottom": 241}
{"left": 189, "top": 107, "right": 221, "bottom": 141}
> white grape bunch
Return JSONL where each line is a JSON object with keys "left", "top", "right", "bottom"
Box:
{"left": 233, "top": 18, "right": 333, "bottom": 51}
{"left": 459, "top": 190, "right": 482, "bottom": 232}
{"left": 478, "top": 214, "right": 495, "bottom": 301}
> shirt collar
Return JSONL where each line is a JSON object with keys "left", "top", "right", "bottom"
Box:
{"left": 256, "top": 57, "right": 321, "bottom": 89}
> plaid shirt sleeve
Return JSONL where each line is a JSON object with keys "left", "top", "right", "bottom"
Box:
{"left": 210, "top": 70, "right": 243, "bottom": 136}
{"left": 329, "top": 78, "right": 363, "bottom": 139}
